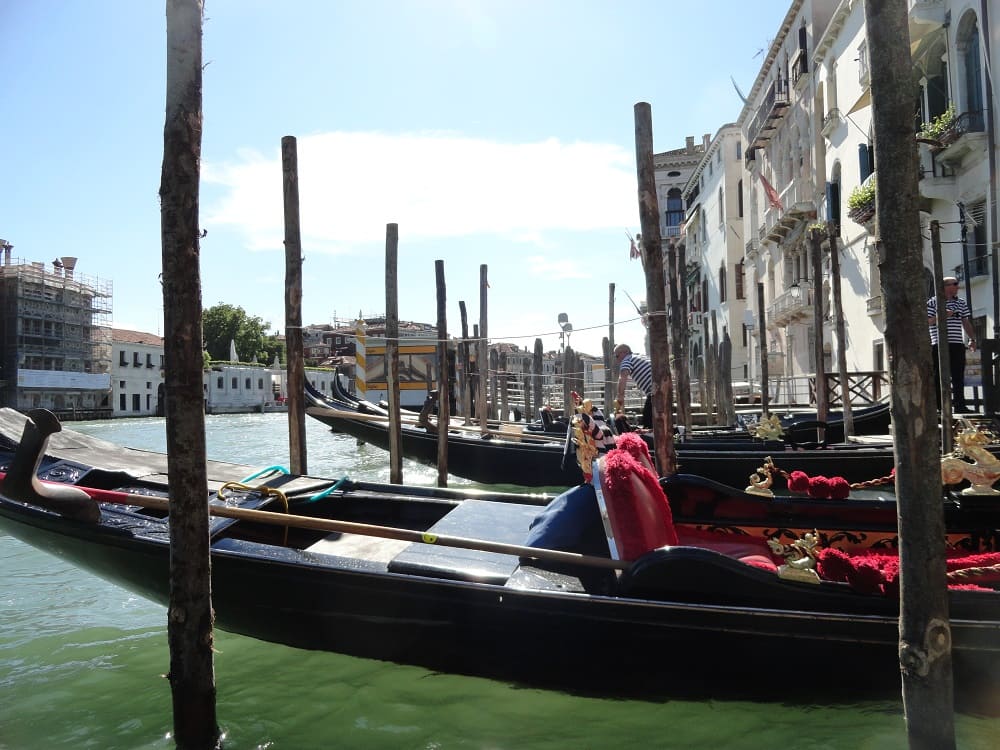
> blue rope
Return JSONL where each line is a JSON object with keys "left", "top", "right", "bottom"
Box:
{"left": 239, "top": 465, "right": 289, "bottom": 483}
{"left": 303, "top": 476, "right": 351, "bottom": 503}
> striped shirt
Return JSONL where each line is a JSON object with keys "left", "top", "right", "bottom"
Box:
{"left": 927, "top": 295, "right": 971, "bottom": 345}
{"left": 620, "top": 353, "right": 653, "bottom": 395}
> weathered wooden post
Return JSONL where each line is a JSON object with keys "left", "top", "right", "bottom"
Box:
{"left": 435, "top": 260, "right": 449, "bottom": 486}
{"left": 810, "top": 228, "right": 829, "bottom": 439}
{"left": 931, "top": 221, "right": 954, "bottom": 451}
{"left": 633, "top": 102, "right": 675, "bottom": 475}
{"left": 675, "top": 241, "right": 694, "bottom": 429}
{"left": 828, "top": 221, "right": 854, "bottom": 437}
{"left": 385, "top": 224, "right": 402, "bottom": 484}
{"left": 710, "top": 312, "right": 721, "bottom": 423}
{"left": 666, "top": 240, "right": 691, "bottom": 430}
{"left": 478, "top": 266, "right": 489, "bottom": 435}
{"left": 282, "top": 136, "right": 307, "bottom": 475}
{"left": 499, "top": 349, "right": 509, "bottom": 423}
{"left": 489, "top": 347, "right": 499, "bottom": 421}
{"left": 532, "top": 338, "right": 544, "bottom": 413}
{"left": 562, "top": 345, "right": 573, "bottom": 417}
{"left": 757, "top": 282, "right": 769, "bottom": 416}
{"left": 160, "top": 0, "right": 218, "bottom": 745}
{"left": 866, "top": 0, "right": 955, "bottom": 744}
{"left": 458, "top": 301, "right": 471, "bottom": 423}
{"left": 606, "top": 283, "right": 616, "bottom": 413}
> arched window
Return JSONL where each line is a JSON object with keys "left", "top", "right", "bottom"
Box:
{"left": 957, "top": 13, "right": 984, "bottom": 131}
{"left": 665, "top": 188, "right": 685, "bottom": 234}
{"left": 826, "top": 161, "right": 842, "bottom": 236}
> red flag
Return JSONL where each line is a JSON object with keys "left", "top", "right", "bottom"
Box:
{"left": 759, "top": 174, "right": 783, "bottom": 211}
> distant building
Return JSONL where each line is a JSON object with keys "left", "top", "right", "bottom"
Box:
{"left": 0, "top": 250, "right": 113, "bottom": 419}
{"left": 111, "top": 328, "right": 165, "bottom": 417}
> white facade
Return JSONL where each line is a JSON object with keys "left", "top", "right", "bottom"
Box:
{"left": 683, "top": 124, "right": 750, "bottom": 387}
{"left": 111, "top": 330, "right": 165, "bottom": 417}
{"left": 812, "top": 0, "right": 886, "bottom": 376}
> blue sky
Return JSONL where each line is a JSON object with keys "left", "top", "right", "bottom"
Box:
{"left": 2, "top": 0, "right": 791, "bottom": 357}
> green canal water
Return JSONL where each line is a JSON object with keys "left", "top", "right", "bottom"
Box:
{"left": 1, "top": 413, "right": 997, "bottom": 748}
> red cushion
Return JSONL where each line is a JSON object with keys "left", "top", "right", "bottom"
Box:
{"left": 599, "top": 449, "right": 678, "bottom": 560}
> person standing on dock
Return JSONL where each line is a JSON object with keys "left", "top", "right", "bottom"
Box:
{"left": 927, "top": 276, "right": 977, "bottom": 413}
{"left": 614, "top": 344, "right": 653, "bottom": 428}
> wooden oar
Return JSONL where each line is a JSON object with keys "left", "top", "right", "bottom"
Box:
{"left": 0, "top": 473, "right": 625, "bottom": 571}
{"left": 306, "top": 406, "right": 568, "bottom": 444}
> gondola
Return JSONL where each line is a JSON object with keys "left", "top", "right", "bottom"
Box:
{"left": 685, "top": 401, "right": 893, "bottom": 445}
{"left": 1, "top": 408, "right": 999, "bottom": 705}
{"left": 304, "top": 380, "right": 950, "bottom": 489}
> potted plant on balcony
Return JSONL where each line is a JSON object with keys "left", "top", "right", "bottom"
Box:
{"left": 916, "top": 104, "right": 958, "bottom": 150}
{"left": 847, "top": 178, "right": 877, "bottom": 225}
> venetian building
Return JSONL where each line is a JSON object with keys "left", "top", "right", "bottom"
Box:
{"left": 740, "top": 0, "right": 838, "bottom": 403}
{"left": 650, "top": 135, "right": 708, "bottom": 359}
{"left": 682, "top": 125, "right": 750, "bottom": 412}
{"left": 813, "top": 0, "right": 998, "bottom": 407}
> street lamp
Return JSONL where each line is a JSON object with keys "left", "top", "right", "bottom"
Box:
{"left": 789, "top": 282, "right": 801, "bottom": 301}
{"left": 557, "top": 312, "right": 572, "bottom": 352}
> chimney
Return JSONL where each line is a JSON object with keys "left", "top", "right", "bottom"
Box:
{"left": 685, "top": 136, "right": 695, "bottom": 152}
{"left": 61, "top": 256, "right": 78, "bottom": 279}
{"left": 703, "top": 133, "right": 711, "bottom": 149}
{"left": 0, "top": 240, "right": 11, "bottom": 265}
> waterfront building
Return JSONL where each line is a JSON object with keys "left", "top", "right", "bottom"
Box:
{"left": 739, "top": 0, "right": 839, "bottom": 404}
{"left": 0, "top": 250, "right": 113, "bottom": 419}
{"left": 682, "top": 124, "right": 750, "bottom": 405}
{"left": 111, "top": 328, "right": 164, "bottom": 417}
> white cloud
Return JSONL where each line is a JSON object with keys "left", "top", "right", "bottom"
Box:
{"left": 202, "top": 131, "right": 636, "bottom": 253}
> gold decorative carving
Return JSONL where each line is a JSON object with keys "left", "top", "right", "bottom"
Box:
{"left": 767, "top": 530, "right": 822, "bottom": 584}
{"left": 941, "top": 420, "right": 1000, "bottom": 495}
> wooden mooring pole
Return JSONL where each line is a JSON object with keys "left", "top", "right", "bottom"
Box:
{"left": 478, "top": 265, "right": 489, "bottom": 436}
{"left": 633, "top": 102, "right": 675, "bottom": 476}
{"left": 282, "top": 135, "right": 307, "bottom": 475}
{"left": 866, "top": 0, "right": 955, "bottom": 744}
{"left": 385, "top": 224, "right": 402, "bottom": 484}
{"left": 435, "top": 260, "right": 449, "bottom": 487}
{"left": 160, "top": 0, "right": 219, "bottom": 745}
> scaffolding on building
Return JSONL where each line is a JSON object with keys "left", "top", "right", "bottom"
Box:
{"left": 0, "top": 254, "right": 114, "bottom": 418}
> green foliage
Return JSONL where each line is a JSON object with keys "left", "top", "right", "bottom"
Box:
{"left": 848, "top": 179, "right": 876, "bottom": 212}
{"left": 203, "top": 303, "right": 273, "bottom": 363}
{"left": 917, "top": 104, "right": 956, "bottom": 142}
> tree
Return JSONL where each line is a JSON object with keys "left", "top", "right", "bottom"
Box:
{"left": 202, "top": 303, "right": 273, "bottom": 362}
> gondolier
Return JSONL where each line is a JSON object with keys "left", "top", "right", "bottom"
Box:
{"left": 614, "top": 344, "right": 653, "bottom": 428}
{"left": 928, "top": 276, "right": 977, "bottom": 413}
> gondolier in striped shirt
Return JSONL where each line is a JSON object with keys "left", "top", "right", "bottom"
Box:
{"left": 614, "top": 344, "right": 654, "bottom": 427}
{"left": 927, "top": 276, "right": 977, "bottom": 413}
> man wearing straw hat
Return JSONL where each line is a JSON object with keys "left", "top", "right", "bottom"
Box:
{"left": 927, "top": 276, "right": 977, "bottom": 413}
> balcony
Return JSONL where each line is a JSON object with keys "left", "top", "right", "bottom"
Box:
{"left": 908, "top": 0, "right": 946, "bottom": 47}
{"left": 688, "top": 311, "right": 704, "bottom": 333}
{"left": 685, "top": 260, "right": 701, "bottom": 286}
{"left": 791, "top": 49, "right": 809, "bottom": 89}
{"left": 747, "top": 79, "right": 790, "bottom": 154}
{"left": 768, "top": 284, "right": 814, "bottom": 327}
{"left": 917, "top": 142, "right": 955, "bottom": 201}
{"left": 763, "top": 182, "right": 816, "bottom": 243}
{"left": 745, "top": 239, "right": 758, "bottom": 261}
{"left": 934, "top": 112, "right": 988, "bottom": 172}
{"left": 821, "top": 108, "right": 842, "bottom": 138}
